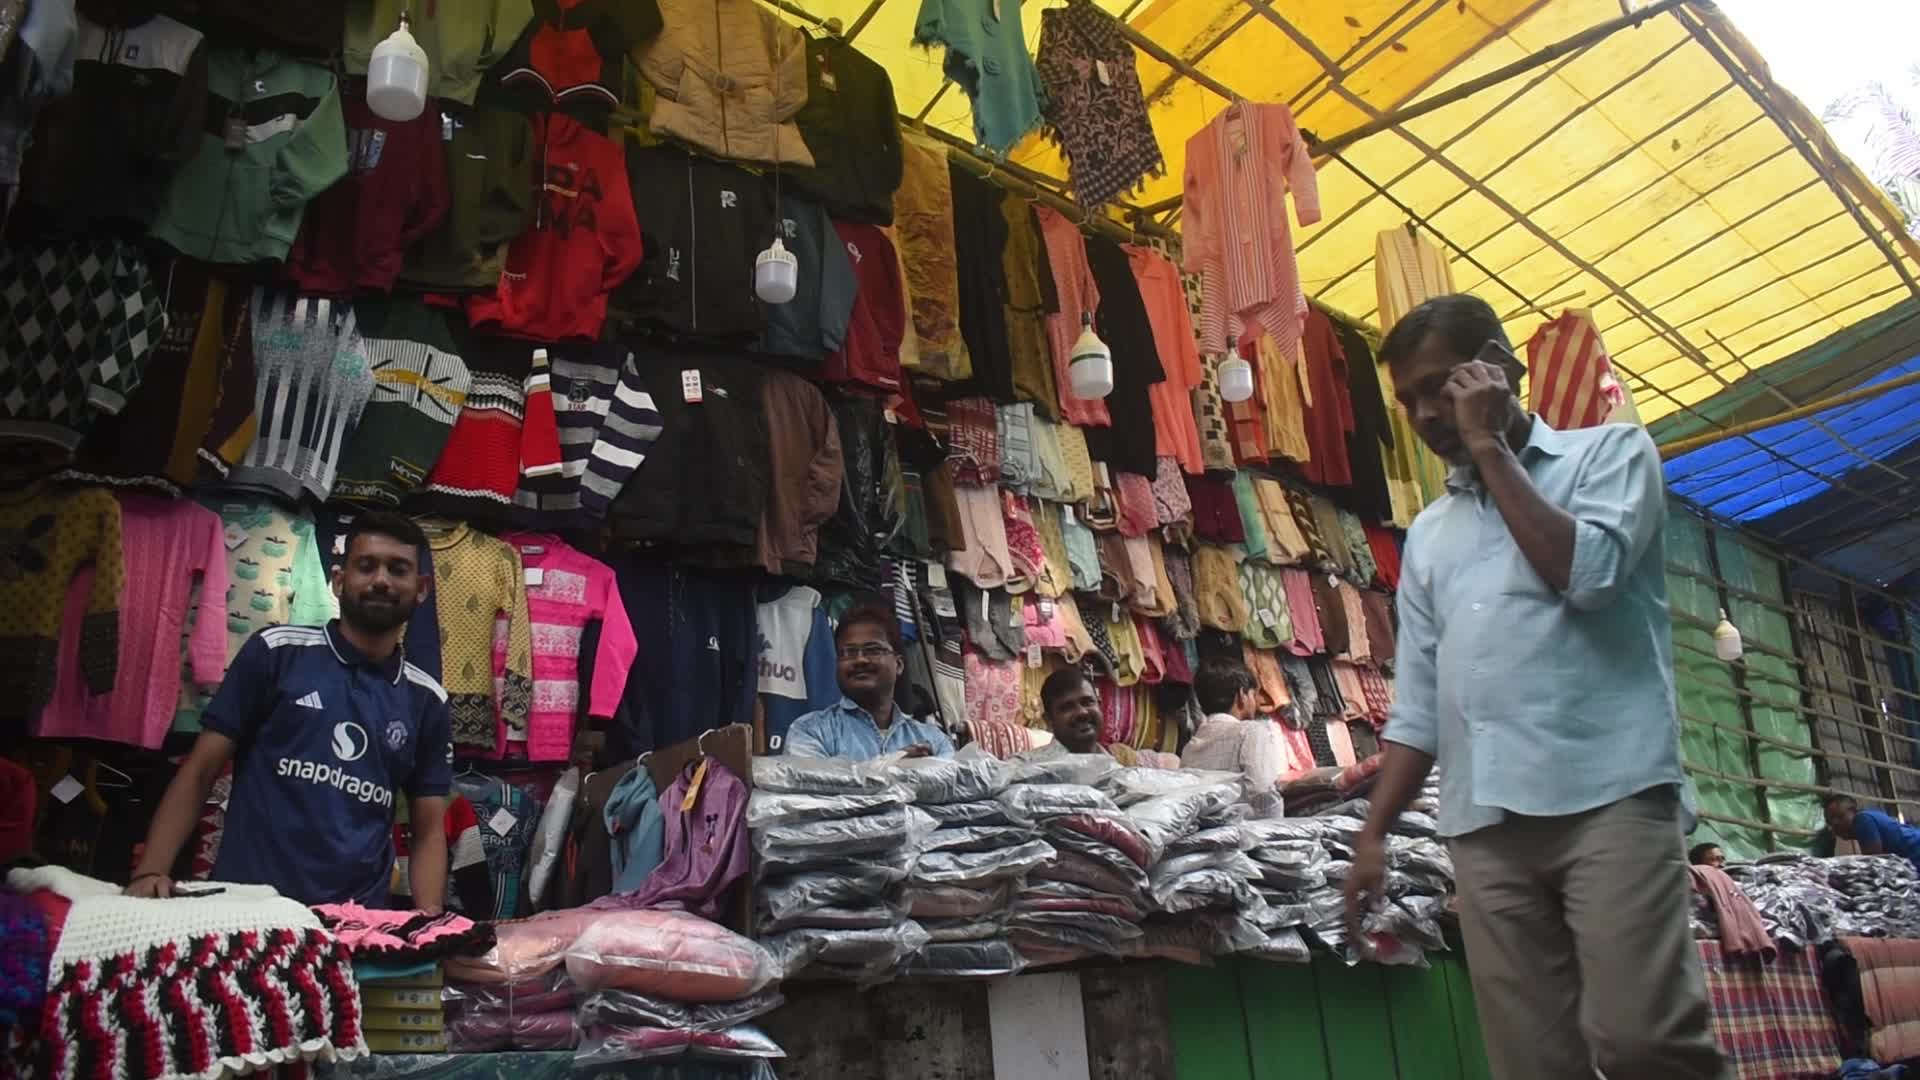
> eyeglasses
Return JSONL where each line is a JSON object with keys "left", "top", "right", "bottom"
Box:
{"left": 837, "top": 644, "right": 896, "bottom": 661}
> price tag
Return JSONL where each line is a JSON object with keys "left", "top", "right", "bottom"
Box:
{"left": 1063, "top": 505, "right": 1076, "bottom": 527}
{"left": 1111, "top": 601, "right": 1122, "bottom": 624}
{"left": 441, "top": 113, "right": 456, "bottom": 142}
{"left": 1258, "top": 607, "right": 1278, "bottom": 629}
{"left": 926, "top": 564, "right": 949, "bottom": 588}
{"left": 333, "top": 534, "right": 347, "bottom": 555}
{"left": 520, "top": 545, "right": 546, "bottom": 556}
{"left": 1027, "top": 644, "right": 1042, "bottom": 668}
{"left": 883, "top": 406, "right": 899, "bottom": 425}
{"left": 1095, "top": 59, "right": 1113, "bottom": 87}
{"left": 933, "top": 593, "right": 958, "bottom": 619}
{"left": 50, "top": 775, "right": 82, "bottom": 804}
{"left": 1039, "top": 598, "right": 1056, "bottom": 619}
{"left": 524, "top": 567, "right": 545, "bottom": 587}
{"left": 487, "top": 808, "right": 518, "bottom": 835}
{"left": 1328, "top": 573, "right": 1341, "bottom": 589}
{"left": 681, "top": 369, "right": 703, "bottom": 404}
{"left": 224, "top": 524, "right": 247, "bottom": 551}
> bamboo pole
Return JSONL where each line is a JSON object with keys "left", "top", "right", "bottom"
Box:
{"left": 1657, "top": 368, "right": 1920, "bottom": 458}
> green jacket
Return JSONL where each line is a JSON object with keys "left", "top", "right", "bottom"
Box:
{"left": 343, "top": 0, "right": 533, "bottom": 107}
{"left": 149, "top": 49, "right": 346, "bottom": 265}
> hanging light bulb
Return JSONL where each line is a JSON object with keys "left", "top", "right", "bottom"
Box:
{"left": 755, "top": 236, "right": 798, "bottom": 304}
{"left": 367, "top": 12, "right": 429, "bottom": 122}
{"left": 1218, "top": 336, "right": 1254, "bottom": 403}
{"left": 1069, "top": 313, "right": 1113, "bottom": 400}
{"left": 1713, "top": 608, "right": 1744, "bottom": 662}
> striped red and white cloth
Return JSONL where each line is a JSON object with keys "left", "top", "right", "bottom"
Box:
{"left": 1698, "top": 939, "right": 1845, "bottom": 1080}
{"left": 1525, "top": 309, "right": 1627, "bottom": 431}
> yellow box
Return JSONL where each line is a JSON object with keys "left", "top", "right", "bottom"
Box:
{"left": 365, "top": 1029, "right": 449, "bottom": 1054}
{"left": 361, "top": 1007, "right": 444, "bottom": 1034}
{"left": 360, "top": 987, "right": 443, "bottom": 1011}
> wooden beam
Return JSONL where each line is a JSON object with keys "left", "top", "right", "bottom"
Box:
{"left": 1657, "top": 367, "right": 1920, "bottom": 458}
{"left": 843, "top": 0, "right": 889, "bottom": 42}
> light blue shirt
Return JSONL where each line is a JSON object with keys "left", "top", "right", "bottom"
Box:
{"left": 784, "top": 696, "right": 957, "bottom": 760}
{"left": 1386, "top": 419, "right": 1687, "bottom": 838}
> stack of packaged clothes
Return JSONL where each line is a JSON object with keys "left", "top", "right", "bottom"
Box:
{"left": 1110, "top": 768, "right": 1269, "bottom": 962}
{"left": 567, "top": 909, "right": 784, "bottom": 1069}
{"left": 1003, "top": 753, "right": 1153, "bottom": 965}
{"left": 1242, "top": 817, "right": 1342, "bottom": 962}
{"left": 443, "top": 908, "right": 606, "bottom": 1051}
{"left": 891, "top": 752, "right": 1050, "bottom": 978}
{"left": 750, "top": 757, "right": 934, "bottom": 980}
{"left": 1721, "top": 853, "right": 1920, "bottom": 946}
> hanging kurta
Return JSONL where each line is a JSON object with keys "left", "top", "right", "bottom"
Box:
{"left": 1373, "top": 226, "right": 1458, "bottom": 526}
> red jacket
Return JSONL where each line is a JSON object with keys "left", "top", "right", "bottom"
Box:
{"left": 467, "top": 112, "right": 642, "bottom": 342}
{"left": 287, "top": 91, "right": 450, "bottom": 293}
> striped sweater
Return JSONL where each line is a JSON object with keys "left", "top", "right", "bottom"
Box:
{"left": 333, "top": 298, "right": 472, "bottom": 506}
{"left": 225, "top": 290, "right": 375, "bottom": 502}
{"left": 512, "top": 345, "right": 660, "bottom": 523}
{"left": 576, "top": 353, "right": 667, "bottom": 519}
{"left": 419, "top": 340, "right": 561, "bottom": 518}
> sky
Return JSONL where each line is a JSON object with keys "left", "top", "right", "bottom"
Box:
{"left": 1718, "top": 0, "right": 1917, "bottom": 114}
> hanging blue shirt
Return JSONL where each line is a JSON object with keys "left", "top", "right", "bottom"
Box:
{"left": 1852, "top": 809, "right": 1920, "bottom": 869}
{"left": 1386, "top": 419, "right": 1690, "bottom": 838}
{"left": 785, "top": 697, "right": 956, "bottom": 760}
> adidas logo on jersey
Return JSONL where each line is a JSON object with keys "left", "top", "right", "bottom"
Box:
{"left": 296, "top": 691, "right": 325, "bottom": 709}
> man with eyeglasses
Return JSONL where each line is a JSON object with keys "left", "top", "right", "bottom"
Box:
{"left": 783, "top": 604, "right": 954, "bottom": 760}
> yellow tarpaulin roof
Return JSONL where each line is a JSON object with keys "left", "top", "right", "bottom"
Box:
{"left": 792, "top": 0, "right": 1920, "bottom": 427}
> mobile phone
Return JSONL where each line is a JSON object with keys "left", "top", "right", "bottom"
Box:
{"left": 1474, "top": 340, "right": 1524, "bottom": 384}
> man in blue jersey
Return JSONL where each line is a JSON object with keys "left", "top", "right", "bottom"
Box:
{"left": 1825, "top": 795, "right": 1920, "bottom": 871}
{"left": 126, "top": 511, "right": 453, "bottom": 909}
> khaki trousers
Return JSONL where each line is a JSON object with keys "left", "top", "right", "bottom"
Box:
{"left": 1449, "top": 788, "right": 1731, "bottom": 1080}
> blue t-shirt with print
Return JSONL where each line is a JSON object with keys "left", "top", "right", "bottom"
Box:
{"left": 206, "top": 621, "right": 452, "bottom": 904}
{"left": 1853, "top": 809, "right": 1920, "bottom": 870}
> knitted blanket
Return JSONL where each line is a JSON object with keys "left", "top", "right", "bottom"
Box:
{"left": 16, "top": 870, "right": 366, "bottom": 1080}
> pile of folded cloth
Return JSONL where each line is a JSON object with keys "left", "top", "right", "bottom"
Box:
{"left": 1002, "top": 753, "right": 1155, "bottom": 966}
{"left": 1723, "top": 853, "right": 1920, "bottom": 946}
{"left": 443, "top": 907, "right": 606, "bottom": 1051}
{"left": 567, "top": 908, "right": 784, "bottom": 1069}
{"left": 891, "top": 752, "right": 1051, "bottom": 979}
{"left": 750, "top": 757, "right": 934, "bottom": 981}
{"left": 1112, "top": 768, "right": 1270, "bottom": 963}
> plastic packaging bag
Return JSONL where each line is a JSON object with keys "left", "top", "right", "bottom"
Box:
{"left": 905, "top": 881, "right": 1013, "bottom": 919}
{"left": 1167, "top": 824, "right": 1247, "bottom": 857}
{"left": 998, "top": 783, "right": 1118, "bottom": 823}
{"left": 1046, "top": 814, "right": 1152, "bottom": 870}
{"left": 1128, "top": 784, "right": 1243, "bottom": 862}
{"left": 759, "top": 898, "right": 909, "bottom": 935}
{"left": 443, "top": 969, "right": 574, "bottom": 1016}
{"left": 447, "top": 1009, "right": 579, "bottom": 1052}
{"left": 1015, "top": 887, "right": 1145, "bottom": 921}
{"left": 576, "top": 987, "right": 784, "bottom": 1033}
{"left": 746, "top": 788, "right": 909, "bottom": 829}
{"left": 921, "top": 824, "right": 1038, "bottom": 854}
{"left": 527, "top": 767, "right": 579, "bottom": 910}
{"left": 1251, "top": 927, "right": 1312, "bottom": 963}
{"left": 922, "top": 799, "right": 1011, "bottom": 827}
{"left": 445, "top": 908, "right": 609, "bottom": 984}
{"left": 904, "top": 938, "right": 1027, "bottom": 978}
{"left": 883, "top": 755, "right": 1011, "bottom": 804}
{"left": 1395, "top": 810, "right": 1439, "bottom": 838}
{"left": 1150, "top": 850, "right": 1262, "bottom": 888}
{"left": 1006, "top": 910, "right": 1143, "bottom": 953}
{"left": 752, "top": 756, "right": 893, "bottom": 795}
{"left": 908, "top": 840, "right": 1058, "bottom": 887}
{"left": 1031, "top": 849, "right": 1149, "bottom": 898}
{"left": 763, "top": 922, "right": 932, "bottom": 981}
{"left": 1150, "top": 868, "right": 1261, "bottom": 914}
{"left": 753, "top": 807, "right": 938, "bottom": 874}
{"left": 919, "top": 915, "right": 1008, "bottom": 943}
{"left": 1100, "top": 767, "right": 1245, "bottom": 806}
{"left": 565, "top": 910, "right": 778, "bottom": 1003}
{"left": 1132, "top": 912, "right": 1268, "bottom": 960}
{"left": 575, "top": 1024, "right": 785, "bottom": 1066}
{"left": 1009, "top": 751, "right": 1120, "bottom": 788}
{"left": 757, "top": 860, "right": 912, "bottom": 923}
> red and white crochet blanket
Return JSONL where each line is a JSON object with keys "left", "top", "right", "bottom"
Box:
{"left": 10, "top": 868, "right": 366, "bottom": 1080}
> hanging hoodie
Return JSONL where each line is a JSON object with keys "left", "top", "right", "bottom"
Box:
{"left": 756, "top": 585, "right": 837, "bottom": 755}
{"left": 604, "top": 354, "right": 768, "bottom": 550}
{"left": 614, "top": 143, "right": 770, "bottom": 344}
{"left": 632, "top": 0, "right": 814, "bottom": 167}
{"left": 758, "top": 191, "right": 857, "bottom": 364}
{"left": 603, "top": 766, "right": 663, "bottom": 894}
{"left": 0, "top": 0, "right": 77, "bottom": 187}
{"left": 786, "top": 34, "right": 902, "bottom": 225}
{"left": 418, "top": 338, "right": 563, "bottom": 521}
{"left": 342, "top": 0, "right": 534, "bottom": 107}
{"left": 286, "top": 88, "right": 449, "bottom": 294}
{"left": 148, "top": 47, "right": 347, "bottom": 264}
{"left": 467, "top": 111, "right": 642, "bottom": 342}
{"left": 496, "top": 0, "right": 661, "bottom": 115}
{"left": 17, "top": 9, "right": 207, "bottom": 229}
{"left": 401, "top": 105, "right": 538, "bottom": 292}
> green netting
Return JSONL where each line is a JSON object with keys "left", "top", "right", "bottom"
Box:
{"left": 1715, "top": 534, "right": 1824, "bottom": 846}
{"left": 1666, "top": 506, "right": 1769, "bottom": 858}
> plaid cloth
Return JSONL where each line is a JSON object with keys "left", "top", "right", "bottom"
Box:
{"left": 947, "top": 396, "right": 1000, "bottom": 485}
{"left": 1699, "top": 940, "right": 1845, "bottom": 1080}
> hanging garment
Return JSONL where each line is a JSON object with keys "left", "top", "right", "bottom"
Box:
{"left": 757, "top": 585, "right": 839, "bottom": 753}
{"left": 420, "top": 340, "right": 564, "bottom": 519}
{"left": 498, "top": 534, "right": 636, "bottom": 762}
{"left": 895, "top": 132, "right": 970, "bottom": 379}
{"left": 400, "top": 106, "right": 538, "bottom": 292}
{"left": 1004, "top": 198, "right": 1061, "bottom": 417}
{"left": 149, "top": 48, "right": 347, "bottom": 264}
{"left": 913, "top": 0, "right": 1045, "bottom": 153}
{"left": 760, "top": 191, "right": 859, "bottom": 364}
{"left": 1081, "top": 235, "right": 1165, "bottom": 477}
{"left": 494, "top": 0, "right": 658, "bottom": 113}
{"left": 37, "top": 495, "right": 224, "bottom": 750}
{"left": 1336, "top": 317, "right": 1397, "bottom": 524}
{"left": 428, "top": 523, "right": 534, "bottom": 750}
{"left": 631, "top": 0, "right": 814, "bottom": 165}
{"left": 1298, "top": 308, "right": 1355, "bottom": 487}
{"left": 227, "top": 291, "right": 374, "bottom": 504}
{"left": 1035, "top": 205, "right": 1110, "bottom": 426}
{"left": 332, "top": 298, "right": 471, "bottom": 508}
{"left": 0, "top": 236, "right": 164, "bottom": 451}
{"left": 604, "top": 564, "right": 757, "bottom": 758}
{"left": 1181, "top": 101, "right": 1320, "bottom": 357}
{"left": 615, "top": 144, "right": 771, "bottom": 343}
{"left": 787, "top": 34, "right": 903, "bottom": 225}
{"left": 604, "top": 355, "right": 769, "bottom": 551}
{"left": 1527, "top": 309, "right": 1628, "bottom": 432}
{"left": 620, "top": 758, "right": 749, "bottom": 919}
{"left": 823, "top": 222, "right": 908, "bottom": 391}
{"left": 467, "top": 112, "right": 643, "bottom": 343}
{"left": 1374, "top": 225, "right": 1454, "bottom": 522}
{"left": 344, "top": 0, "right": 532, "bottom": 106}
{"left": 0, "top": 485, "right": 123, "bottom": 737}
{"left": 1035, "top": 0, "right": 1163, "bottom": 207}
{"left": 1127, "top": 246, "right": 1206, "bottom": 474}
{"left": 813, "top": 394, "right": 901, "bottom": 590}
{"left": 942, "top": 163, "right": 1018, "bottom": 402}
{"left": 286, "top": 88, "right": 449, "bottom": 294}
{"left": 751, "top": 370, "right": 844, "bottom": 576}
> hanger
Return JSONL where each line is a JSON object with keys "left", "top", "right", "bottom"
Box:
{"left": 94, "top": 759, "right": 134, "bottom": 790}
{"left": 1406, "top": 220, "right": 1419, "bottom": 239}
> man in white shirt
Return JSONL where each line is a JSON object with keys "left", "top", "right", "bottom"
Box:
{"left": 1180, "top": 656, "right": 1288, "bottom": 814}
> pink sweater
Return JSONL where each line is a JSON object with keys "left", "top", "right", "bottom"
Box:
{"left": 39, "top": 494, "right": 227, "bottom": 748}
{"left": 496, "top": 534, "right": 636, "bottom": 760}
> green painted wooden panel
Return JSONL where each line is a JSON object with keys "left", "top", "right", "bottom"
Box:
{"left": 1437, "top": 954, "right": 1494, "bottom": 1080}
{"left": 1312, "top": 958, "right": 1401, "bottom": 1077}
{"left": 1165, "top": 961, "right": 1253, "bottom": 1080}
{"left": 1236, "top": 957, "right": 1331, "bottom": 1080}
{"left": 1383, "top": 963, "right": 1464, "bottom": 1080}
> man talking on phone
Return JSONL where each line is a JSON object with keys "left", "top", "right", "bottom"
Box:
{"left": 1345, "top": 295, "right": 1725, "bottom": 1079}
